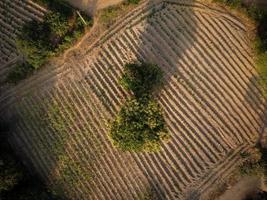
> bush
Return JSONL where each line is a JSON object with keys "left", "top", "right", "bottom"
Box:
{"left": 8, "top": 0, "right": 92, "bottom": 83}
{"left": 120, "top": 63, "right": 163, "bottom": 98}
{"left": 0, "top": 123, "right": 56, "bottom": 200}
{"left": 6, "top": 62, "right": 34, "bottom": 84}
{"left": 239, "top": 148, "right": 265, "bottom": 177}
{"left": 109, "top": 62, "right": 169, "bottom": 152}
{"left": 109, "top": 97, "right": 169, "bottom": 152}
{"left": 0, "top": 154, "right": 23, "bottom": 193}
{"left": 127, "top": 0, "right": 141, "bottom": 4}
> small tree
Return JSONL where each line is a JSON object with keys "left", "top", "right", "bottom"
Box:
{"left": 109, "top": 97, "right": 169, "bottom": 152}
{"left": 120, "top": 63, "right": 163, "bottom": 98}
{"left": 109, "top": 62, "right": 169, "bottom": 152}
{"left": 0, "top": 154, "right": 23, "bottom": 193}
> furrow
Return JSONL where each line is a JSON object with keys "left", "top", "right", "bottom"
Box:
{"left": 163, "top": 10, "right": 259, "bottom": 141}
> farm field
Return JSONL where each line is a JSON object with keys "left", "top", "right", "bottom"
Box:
{"left": 0, "top": 0, "right": 266, "bottom": 199}
{"left": 0, "top": 0, "right": 46, "bottom": 83}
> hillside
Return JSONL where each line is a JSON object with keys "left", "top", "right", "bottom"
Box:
{"left": 0, "top": 0, "right": 266, "bottom": 199}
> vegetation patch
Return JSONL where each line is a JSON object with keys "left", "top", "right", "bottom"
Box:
{"left": 7, "top": 0, "right": 92, "bottom": 84}
{"left": 120, "top": 63, "right": 163, "bottom": 98}
{"left": 0, "top": 154, "right": 23, "bottom": 194}
{"left": 99, "top": 0, "right": 140, "bottom": 27}
{"left": 239, "top": 148, "right": 264, "bottom": 177}
{"left": 110, "top": 97, "right": 169, "bottom": 152}
{"left": 109, "top": 62, "right": 169, "bottom": 152}
{"left": 18, "top": 98, "right": 91, "bottom": 197}
{"left": 0, "top": 121, "right": 56, "bottom": 200}
{"left": 213, "top": 0, "right": 267, "bottom": 96}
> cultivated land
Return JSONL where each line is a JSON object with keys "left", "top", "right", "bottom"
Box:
{"left": 0, "top": 0, "right": 266, "bottom": 199}
{"left": 0, "top": 0, "right": 46, "bottom": 83}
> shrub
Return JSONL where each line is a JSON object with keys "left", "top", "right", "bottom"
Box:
{"left": 6, "top": 62, "right": 34, "bottom": 84}
{"left": 44, "top": 12, "right": 69, "bottom": 38}
{"left": 99, "top": 1, "right": 140, "bottom": 29}
{"left": 127, "top": 0, "right": 141, "bottom": 4}
{"left": 120, "top": 62, "right": 163, "bottom": 98}
{"left": 0, "top": 154, "right": 23, "bottom": 193}
{"left": 109, "top": 97, "right": 169, "bottom": 152}
{"left": 8, "top": 1, "right": 92, "bottom": 83}
{"left": 0, "top": 123, "right": 55, "bottom": 200}
{"left": 239, "top": 148, "right": 264, "bottom": 177}
{"left": 18, "top": 99, "right": 91, "bottom": 197}
{"left": 109, "top": 62, "right": 169, "bottom": 152}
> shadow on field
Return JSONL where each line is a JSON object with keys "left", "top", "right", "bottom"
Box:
{"left": 120, "top": 0, "right": 198, "bottom": 199}
{"left": 244, "top": 76, "right": 267, "bottom": 141}
{"left": 5, "top": 0, "right": 266, "bottom": 198}
{"left": 2, "top": 0, "right": 199, "bottom": 199}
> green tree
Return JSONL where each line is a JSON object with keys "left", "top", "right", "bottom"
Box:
{"left": 109, "top": 97, "right": 169, "bottom": 152}
{"left": 0, "top": 151, "right": 23, "bottom": 194}
{"left": 109, "top": 62, "right": 169, "bottom": 152}
{"left": 120, "top": 62, "right": 163, "bottom": 98}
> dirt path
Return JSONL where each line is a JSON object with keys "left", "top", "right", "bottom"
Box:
{"left": 2, "top": 1, "right": 267, "bottom": 199}
{"left": 62, "top": 17, "right": 100, "bottom": 61}
{"left": 218, "top": 176, "right": 262, "bottom": 200}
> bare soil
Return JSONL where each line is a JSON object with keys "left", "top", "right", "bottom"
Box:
{"left": 218, "top": 176, "right": 262, "bottom": 200}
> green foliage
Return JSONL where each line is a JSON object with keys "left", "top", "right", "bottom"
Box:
{"left": 3, "top": 185, "right": 57, "bottom": 200}
{"left": 239, "top": 148, "right": 265, "bottom": 177}
{"left": 0, "top": 154, "right": 23, "bottom": 193}
{"left": 99, "top": 1, "right": 140, "bottom": 27}
{"left": 120, "top": 63, "right": 163, "bottom": 98}
{"left": 140, "top": 188, "right": 159, "bottom": 200}
{"left": 109, "top": 62, "right": 169, "bottom": 152}
{"left": 18, "top": 99, "right": 90, "bottom": 197}
{"left": 0, "top": 123, "right": 56, "bottom": 200}
{"left": 8, "top": 0, "right": 92, "bottom": 83}
{"left": 6, "top": 62, "right": 34, "bottom": 84}
{"left": 239, "top": 161, "right": 264, "bottom": 177}
{"left": 109, "top": 97, "right": 169, "bottom": 152}
{"left": 100, "top": 5, "right": 124, "bottom": 27}
{"left": 33, "top": 0, "right": 73, "bottom": 17}
{"left": 127, "top": 0, "right": 141, "bottom": 4}
{"left": 213, "top": 0, "right": 242, "bottom": 8}
{"left": 44, "top": 12, "right": 69, "bottom": 38}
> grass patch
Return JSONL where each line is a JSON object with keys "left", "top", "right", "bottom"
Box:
{"left": 99, "top": 0, "right": 140, "bottom": 28}
{"left": 237, "top": 147, "right": 267, "bottom": 185}
{"left": 7, "top": 0, "right": 92, "bottom": 84}
{"left": 109, "top": 62, "right": 169, "bottom": 152}
{"left": 213, "top": 0, "right": 267, "bottom": 96}
{"left": 18, "top": 98, "right": 91, "bottom": 197}
{"left": 239, "top": 148, "right": 264, "bottom": 177}
{"left": 6, "top": 63, "right": 34, "bottom": 84}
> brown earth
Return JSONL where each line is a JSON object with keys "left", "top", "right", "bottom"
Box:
{"left": 0, "top": 0, "right": 266, "bottom": 199}
{"left": 218, "top": 176, "right": 263, "bottom": 200}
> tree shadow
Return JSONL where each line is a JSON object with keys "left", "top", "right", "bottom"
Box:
{"left": 244, "top": 76, "right": 267, "bottom": 143}
{"left": 2, "top": 0, "right": 260, "bottom": 199}
{"left": 2, "top": 0, "right": 199, "bottom": 199}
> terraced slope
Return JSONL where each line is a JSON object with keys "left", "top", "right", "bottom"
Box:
{"left": 1, "top": 0, "right": 266, "bottom": 199}
{"left": 0, "top": 0, "right": 46, "bottom": 82}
